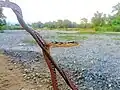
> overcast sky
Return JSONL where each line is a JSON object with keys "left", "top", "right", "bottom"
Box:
{"left": 3, "top": 0, "right": 120, "bottom": 24}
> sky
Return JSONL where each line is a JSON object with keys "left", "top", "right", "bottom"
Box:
{"left": 2, "top": 0, "right": 120, "bottom": 24}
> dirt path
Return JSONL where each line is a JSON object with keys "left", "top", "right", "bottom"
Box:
{"left": 0, "top": 54, "right": 53, "bottom": 90}
{"left": 0, "top": 54, "right": 70, "bottom": 90}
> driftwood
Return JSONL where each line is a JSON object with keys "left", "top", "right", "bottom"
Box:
{"left": 0, "top": 0, "right": 78, "bottom": 90}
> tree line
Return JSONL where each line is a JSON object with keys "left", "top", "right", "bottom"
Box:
{"left": 0, "top": 2, "right": 120, "bottom": 32}
{"left": 31, "top": 18, "right": 92, "bottom": 29}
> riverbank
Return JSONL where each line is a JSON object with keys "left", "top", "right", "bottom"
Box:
{"left": 1, "top": 30, "right": 120, "bottom": 89}
{"left": 0, "top": 54, "right": 42, "bottom": 90}
{"left": 0, "top": 52, "right": 70, "bottom": 90}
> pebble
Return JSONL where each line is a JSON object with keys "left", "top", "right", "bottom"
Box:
{"left": 24, "top": 69, "right": 30, "bottom": 74}
{"left": 1, "top": 30, "right": 120, "bottom": 89}
{"left": 8, "top": 67, "right": 13, "bottom": 70}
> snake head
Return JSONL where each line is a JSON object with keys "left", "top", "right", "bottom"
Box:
{"left": 0, "top": 0, "right": 23, "bottom": 17}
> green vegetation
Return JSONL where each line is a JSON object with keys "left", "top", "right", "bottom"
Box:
{"left": 5, "top": 23, "right": 24, "bottom": 30}
{"left": 111, "top": 38, "right": 120, "bottom": 40}
{"left": 31, "top": 19, "right": 93, "bottom": 31}
{"left": 22, "top": 33, "right": 88, "bottom": 45}
{"left": 0, "top": 8, "right": 6, "bottom": 33}
{"left": 22, "top": 39, "right": 37, "bottom": 45}
{"left": 58, "top": 35, "right": 88, "bottom": 41}
{"left": 92, "top": 3, "right": 120, "bottom": 32}
{"left": 1, "top": 2, "right": 120, "bottom": 33}
{"left": 0, "top": 8, "right": 24, "bottom": 31}
{"left": 30, "top": 2, "right": 120, "bottom": 33}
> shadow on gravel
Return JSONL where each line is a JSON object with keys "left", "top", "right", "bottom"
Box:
{"left": 2, "top": 49, "right": 120, "bottom": 90}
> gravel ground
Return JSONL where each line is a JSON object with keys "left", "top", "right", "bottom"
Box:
{"left": 1, "top": 30, "right": 120, "bottom": 90}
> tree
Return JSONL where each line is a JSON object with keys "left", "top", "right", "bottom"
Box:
{"left": 52, "top": 21, "right": 57, "bottom": 28}
{"left": 0, "top": 8, "right": 6, "bottom": 30}
{"left": 80, "top": 18, "right": 88, "bottom": 28}
{"left": 56, "top": 20, "right": 64, "bottom": 28}
{"left": 72, "top": 22, "right": 78, "bottom": 28}
{"left": 111, "top": 3, "right": 120, "bottom": 26}
{"left": 32, "top": 21, "right": 43, "bottom": 28}
{"left": 91, "top": 11, "right": 106, "bottom": 27}
{"left": 81, "top": 18, "right": 88, "bottom": 24}
{"left": 63, "top": 19, "right": 72, "bottom": 28}
{"left": 106, "top": 14, "right": 113, "bottom": 26}
{"left": 112, "top": 2, "right": 120, "bottom": 16}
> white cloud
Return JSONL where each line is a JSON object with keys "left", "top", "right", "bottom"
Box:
{"left": 3, "top": 0, "right": 120, "bottom": 24}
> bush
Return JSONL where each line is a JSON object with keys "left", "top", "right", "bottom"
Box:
{"left": 95, "top": 27, "right": 107, "bottom": 32}
{"left": 106, "top": 26, "right": 113, "bottom": 31}
{"left": 0, "top": 26, "right": 4, "bottom": 33}
{"left": 0, "top": 30, "right": 4, "bottom": 33}
{"left": 95, "top": 26, "right": 114, "bottom": 32}
{"left": 112, "top": 25, "right": 120, "bottom": 32}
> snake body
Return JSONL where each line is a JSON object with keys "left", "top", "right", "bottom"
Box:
{"left": 0, "top": 0, "right": 78, "bottom": 90}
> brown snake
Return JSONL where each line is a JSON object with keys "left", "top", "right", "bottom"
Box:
{"left": 0, "top": 0, "right": 78, "bottom": 90}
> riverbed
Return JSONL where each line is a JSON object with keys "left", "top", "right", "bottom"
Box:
{"left": 1, "top": 30, "right": 120, "bottom": 90}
